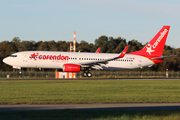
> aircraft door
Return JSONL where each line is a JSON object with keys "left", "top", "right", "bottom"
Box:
{"left": 23, "top": 54, "right": 28, "bottom": 62}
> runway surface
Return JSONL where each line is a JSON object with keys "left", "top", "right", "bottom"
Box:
{"left": 1, "top": 103, "right": 180, "bottom": 111}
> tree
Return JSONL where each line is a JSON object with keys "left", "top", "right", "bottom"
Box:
{"left": 0, "top": 41, "right": 17, "bottom": 71}
{"left": 94, "top": 36, "right": 108, "bottom": 53}
{"left": 128, "top": 40, "right": 143, "bottom": 53}
{"left": 12, "top": 37, "right": 21, "bottom": 44}
{"left": 57, "top": 41, "right": 70, "bottom": 51}
{"left": 37, "top": 41, "right": 49, "bottom": 51}
{"left": 112, "top": 41, "right": 126, "bottom": 53}
{"left": 106, "top": 37, "right": 120, "bottom": 53}
{"left": 77, "top": 40, "right": 92, "bottom": 52}
{"left": 17, "top": 41, "right": 36, "bottom": 51}
{"left": 47, "top": 40, "right": 58, "bottom": 51}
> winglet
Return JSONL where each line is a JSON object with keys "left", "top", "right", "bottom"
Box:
{"left": 117, "top": 46, "right": 129, "bottom": 58}
{"left": 95, "top": 47, "right": 101, "bottom": 53}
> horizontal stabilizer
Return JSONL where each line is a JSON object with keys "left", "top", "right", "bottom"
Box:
{"left": 151, "top": 55, "right": 177, "bottom": 60}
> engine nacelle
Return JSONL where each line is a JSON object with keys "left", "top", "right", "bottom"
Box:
{"left": 63, "top": 64, "right": 81, "bottom": 72}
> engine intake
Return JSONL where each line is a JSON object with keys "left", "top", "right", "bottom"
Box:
{"left": 63, "top": 64, "right": 81, "bottom": 72}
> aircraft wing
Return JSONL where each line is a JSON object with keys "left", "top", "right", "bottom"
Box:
{"left": 80, "top": 46, "right": 129, "bottom": 69}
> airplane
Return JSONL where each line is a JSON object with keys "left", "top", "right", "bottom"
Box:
{"left": 3, "top": 26, "right": 175, "bottom": 77}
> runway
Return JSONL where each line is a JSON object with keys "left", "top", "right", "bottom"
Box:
{"left": 1, "top": 103, "right": 180, "bottom": 111}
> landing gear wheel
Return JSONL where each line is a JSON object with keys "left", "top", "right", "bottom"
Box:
{"left": 83, "top": 72, "right": 92, "bottom": 77}
{"left": 87, "top": 72, "right": 92, "bottom": 77}
{"left": 83, "top": 72, "right": 87, "bottom": 77}
{"left": 83, "top": 67, "right": 92, "bottom": 77}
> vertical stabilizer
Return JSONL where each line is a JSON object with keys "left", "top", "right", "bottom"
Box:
{"left": 129, "top": 26, "right": 170, "bottom": 58}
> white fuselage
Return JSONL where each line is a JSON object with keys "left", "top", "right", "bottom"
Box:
{"left": 3, "top": 51, "right": 155, "bottom": 71}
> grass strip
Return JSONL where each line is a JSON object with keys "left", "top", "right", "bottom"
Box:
{"left": 0, "top": 80, "right": 180, "bottom": 104}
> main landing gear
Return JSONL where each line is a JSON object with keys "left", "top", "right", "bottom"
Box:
{"left": 19, "top": 69, "right": 22, "bottom": 74}
{"left": 83, "top": 68, "right": 92, "bottom": 77}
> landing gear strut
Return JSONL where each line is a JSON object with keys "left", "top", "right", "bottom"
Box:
{"left": 19, "top": 69, "right": 22, "bottom": 74}
{"left": 18, "top": 69, "right": 22, "bottom": 78}
{"left": 83, "top": 68, "right": 92, "bottom": 77}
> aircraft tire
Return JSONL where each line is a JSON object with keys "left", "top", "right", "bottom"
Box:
{"left": 83, "top": 72, "right": 87, "bottom": 77}
{"left": 87, "top": 72, "right": 92, "bottom": 77}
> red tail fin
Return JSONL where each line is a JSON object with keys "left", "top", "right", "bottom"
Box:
{"left": 129, "top": 26, "right": 170, "bottom": 58}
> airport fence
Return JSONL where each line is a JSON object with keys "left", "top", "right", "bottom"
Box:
{"left": 0, "top": 71, "right": 180, "bottom": 78}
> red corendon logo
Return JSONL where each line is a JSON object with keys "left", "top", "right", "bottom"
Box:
{"left": 30, "top": 53, "right": 69, "bottom": 61}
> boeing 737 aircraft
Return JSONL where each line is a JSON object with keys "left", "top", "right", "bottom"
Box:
{"left": 3, "top": 26, "right": 174, "bottom": 77}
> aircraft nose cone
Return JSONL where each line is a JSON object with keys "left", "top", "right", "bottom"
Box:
{"left": 3, "top": 57, "right": 10, "bottom": 64}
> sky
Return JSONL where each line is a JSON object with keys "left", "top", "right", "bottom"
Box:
{"left": 0, "top": 0, "right": 180, "bottom": 48}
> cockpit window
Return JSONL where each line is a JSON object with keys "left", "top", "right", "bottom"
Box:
{"left": 9, "top": 55, "right": 17, "bottom": 57}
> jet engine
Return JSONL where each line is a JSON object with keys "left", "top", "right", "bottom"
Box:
{"left": 63, "top": 64, "right": 81, "bottom": 72}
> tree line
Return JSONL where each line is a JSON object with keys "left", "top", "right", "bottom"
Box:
{"left": 0, "top": 36, "right": 178, "bottom": 71}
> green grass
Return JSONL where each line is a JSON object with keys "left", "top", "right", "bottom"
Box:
{"left": 0, "top": 80, "right": 180, "bottom": 104}
{"left": 1, "top": 109, "right": 180, "bottom": 120}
